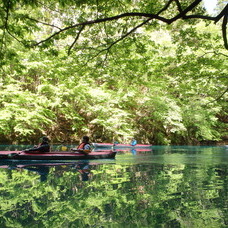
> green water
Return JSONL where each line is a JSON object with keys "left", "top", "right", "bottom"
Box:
{"left": 0, "top": 146, "right": 227, "bottom": 227}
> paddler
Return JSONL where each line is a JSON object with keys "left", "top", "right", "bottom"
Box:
{"left": 23, "top": 136, "right": 50, "bottom": 153}
{"left": 131, "top": 138, "right": 137, "bottom": 146}
{"left": 71, "top": 136, "right": 92, "bottom": 154}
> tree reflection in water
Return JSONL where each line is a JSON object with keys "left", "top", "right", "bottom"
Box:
{"left": 23, "top": 166, "right": 50, "bottom": 182}
{"left": 0, "top": 160, "right": 93, "bottom": 182}
{"left": 0, "top": 146, "right": 227, "bottom": 227}
{"left": 73, "top": 162, "right": 91, "bottom": 181}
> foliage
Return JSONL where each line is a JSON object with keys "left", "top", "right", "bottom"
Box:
{"left": 0, "top": 1, "right": 227, "bottom": 144}
{"left": 1, "top": 0, "right": 228, "bottom": 52}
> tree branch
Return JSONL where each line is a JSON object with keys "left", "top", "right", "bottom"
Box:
{"left": 222, "top": 15, "right": 228, "bottom": 49}
{"left": 6, "top": 29, "right": 25, "bottom": 44}
{"left": 168, "top": 0, "right": 202, "bottom": 23}
{"left": 33, "top": 13, "right": 169, "bottom": 46}
{"left": 157, "top": 0, "right": 175, "bottom": 15}
{"left": 0, "top": 1, "right": 10, "bottom": 51}
{"left": 215, "top": 3, "right": 228, "bottom": 23}
{"left": 68, "top": 25, "right": 85, "bottom": 55}
{"left": 157, "top": 0, "right": 183, "bottom": 15}
{"left": 199, "top": 51, "right": 228, "bottom": 58}
{"left": 183, "top": 15, "right": 216, "bottom": 21}
{"left": 28, "top": 0, "right": 227, "bottom": 50}
{"left": 4, "top": 5, "right": 27, "bottom": 46}
{"left": 104, "top": 18, "right": 152, "bottom": 51}
{"left": 205, "top": 87, "right": 228, "bottom": 106}
{"left": 33, "top": 0, "right": 203, "bottom": 47}
{"left": 26, "top": 16, "right": 62, "bottom": 30}
{"left": 174, "top": 0, "right": 183, "bottom": 13}
{"left": 85, "top": 18, "right": 152, "bottom": 62}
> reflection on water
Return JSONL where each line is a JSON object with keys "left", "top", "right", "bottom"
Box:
{"left": 23, "top": 165, "right": 50, "bottom": 182}
{"left": 73, "top": 161, "right": 91, "bottom": 181}
{"left": 0, "top": 160, "right": 94, "bottom": 182}
{"left": 0, "top": 146, "right": 227, "bottom": 227}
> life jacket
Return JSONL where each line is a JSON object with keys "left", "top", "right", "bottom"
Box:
{"left": 77, "top": 143, "right": 90, "bottom": 150}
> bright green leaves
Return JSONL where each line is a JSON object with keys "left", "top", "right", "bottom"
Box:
{"left": 0, "top": 1, "right": 227, "bottom": 144}
{"left": 87, "top": 88, "right": 135, "bottom": 141}
{"left": 0, "top": 84, "right": 56, "bottom": 142}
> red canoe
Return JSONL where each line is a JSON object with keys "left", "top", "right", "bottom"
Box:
{"left": 92, "top": 143, "right": 152, "bottom": 148}
{"left": 0, "top": 150, "right": 116, "bottom": 160}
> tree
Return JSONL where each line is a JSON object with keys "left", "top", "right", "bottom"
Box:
{"left": 0, "top": 0, "right": 227, "bottom": 57}
{"left": 0, "top": 0, "right": 227, "bottom": 144}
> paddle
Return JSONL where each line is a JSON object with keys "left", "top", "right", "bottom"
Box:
{"left": 70, "top": 148, "right": 91, "bottom": 154}
{"left": 7, "top": 149, "right": 29, "bottom": 158}
{"left": 8, "top": 152, "right": 21, "bottom": 158}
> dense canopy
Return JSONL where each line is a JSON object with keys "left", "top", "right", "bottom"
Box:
{"left": 0, "top": 0, "right": 227, "bottom": 144}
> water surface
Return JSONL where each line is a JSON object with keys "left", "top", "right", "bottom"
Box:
{"left": 0, "top": 146, "right": 227, "bottom": 227}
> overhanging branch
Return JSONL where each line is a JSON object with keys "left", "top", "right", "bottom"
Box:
{"left": 33, "top": 12, "right": 168, "bottom": 47}
{"left": 17, "top": 1, "right": 227, "bottom": 51}
{"left": 68, "top": 25, "right": 85, "bottom": 55}
{"left": 84, "top": 18, "right": 152, "bottom": 61}
{"left": 215, "top": 3, "right": 228, "bottom": 23}
{"left": 157, "top": 0, "right": 175, "bottom": 15}
{"left": 222, "top": 15, "right": 228, "bottom": 49}
{"left": 168, "top": 0, "right": 202, "bottom": 22}
{"left": 100, "top": 18, "right": 152, "bottom": 52}
{"left": 26, "top": 16, "right": 61, "bottom": 30}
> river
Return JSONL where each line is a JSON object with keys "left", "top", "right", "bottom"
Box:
{"left": 0, "top": 146, "right": 227, "bottom": 227}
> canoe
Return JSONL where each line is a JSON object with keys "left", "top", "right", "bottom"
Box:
{"left": 0, "top": 150, "right": 116, "bottom": 161}
{"left": 92, "top": 143, "right": 152, "bottom": 149}
{"left": 93, "top": 148, "right": 153, "bottom": 152}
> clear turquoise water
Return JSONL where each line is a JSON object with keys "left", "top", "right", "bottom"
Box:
{"left": 0, "top": 146, "right": 227, "bottom": 227}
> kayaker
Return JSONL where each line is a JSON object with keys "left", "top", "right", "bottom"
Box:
{"left": 24, "top": 136, "right": 50, "bottom": 153}
{"left": 71, "top": 136, "right": 92, "bottom": 154}
{"left": 131, "top": 138, "right": 137, "bottom": 146}
{"left": 113, "top": 141, "right": 119, "bottom": 146}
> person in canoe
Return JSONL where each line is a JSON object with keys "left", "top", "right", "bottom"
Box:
{"left": 71, "top": 136, "right": 92, "bottom": 154}
{"left": 131, "top": 138, "right": 137, "bottom": 146}
{"left": 23, "top": 136, "right": 50, "bottom": 153}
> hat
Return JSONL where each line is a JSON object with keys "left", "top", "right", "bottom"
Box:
{"left": 82, "top": 136, "right": 89, "bottom": 142}
{"left": 42, "top": 136, "right": 49, "bottom": 143}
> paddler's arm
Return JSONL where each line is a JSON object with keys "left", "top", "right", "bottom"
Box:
{"left": 23, "top": 144, "right": 50, "bottom": 153}
{"left": 84, "top": 144, "right": 92, "bottom": 153}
